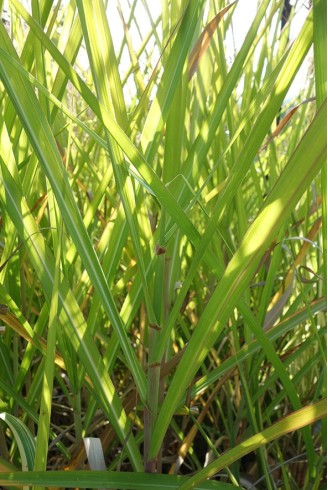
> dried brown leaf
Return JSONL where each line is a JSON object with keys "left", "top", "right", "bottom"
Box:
{"left": 188, "top": 1, "right": 238, "bottom": 79}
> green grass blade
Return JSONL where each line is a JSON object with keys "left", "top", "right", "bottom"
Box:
{"left": 140, "top": 0, "right": 203, "bottom": 160}
{"left": 313, "top": 0, "right": 327, "bottom": 305}
{"left": 313, "top": 0, "right": 327, "bottom": 106}
{"left": 0, "top": 413, "right": 35, "bottom": 471}
{"left": 33, "top": 221, "right": 62, "bottom": 476}
{"left": 76, "top": 1, "right": 128, "bottom": 129}
{"left": 0, "top": 471, "right": 239, "bottom": 489}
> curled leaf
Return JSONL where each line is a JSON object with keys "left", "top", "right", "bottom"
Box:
{"left": 0, "top": 412, "right": 35, "bottom": 471}
{"left": 298, "top": 265, "right": 323, "bottom": 283}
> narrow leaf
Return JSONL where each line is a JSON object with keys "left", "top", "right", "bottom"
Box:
{"left": 0, "top": 413, "right": 35, "bottom": 471}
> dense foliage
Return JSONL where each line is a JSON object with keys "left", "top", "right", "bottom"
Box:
{"left": 0, "top": 1, "right": 326, "bottom": 489}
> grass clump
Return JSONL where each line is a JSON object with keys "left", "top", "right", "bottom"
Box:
{"left": 0, "top": 1, "right": 326, "bottom": 489}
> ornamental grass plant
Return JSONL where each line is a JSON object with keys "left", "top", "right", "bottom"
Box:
{"left": 0, "top": 0, "right": 326, "bottom": 489}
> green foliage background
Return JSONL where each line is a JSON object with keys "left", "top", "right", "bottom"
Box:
{"left": 0, "top": 0, "right": 326, "bottom": 488}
